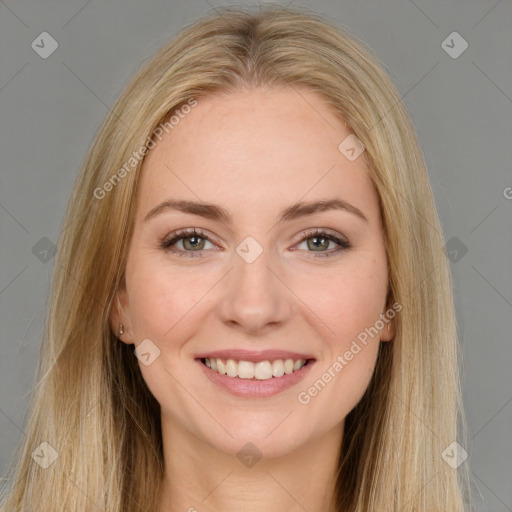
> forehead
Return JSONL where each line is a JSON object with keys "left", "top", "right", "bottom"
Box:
{"left": 136, "top": 87, "right": 380, "bottom": 226}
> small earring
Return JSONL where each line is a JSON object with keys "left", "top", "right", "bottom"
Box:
{"left": 118, "top": 323, "right": 124, "bottom": 335}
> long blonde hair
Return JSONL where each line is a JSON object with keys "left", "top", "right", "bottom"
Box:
{"left": 0, "top": 5, "right": 470, "bottom": 511}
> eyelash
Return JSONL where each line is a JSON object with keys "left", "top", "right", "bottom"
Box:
{"left": 159, "top": 228, "right": 351, "bottom": 259}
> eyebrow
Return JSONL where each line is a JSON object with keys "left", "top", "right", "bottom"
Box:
{"left": 143, "top": 198, "right": 368, "bottom": 224}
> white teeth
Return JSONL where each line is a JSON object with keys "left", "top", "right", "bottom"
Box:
{"left": 293, "top": 359, "right": 304, "bottom": 371}
{"left": 217, "top": 359, "right": 226, "bottom": 375}
{"left": 203, "top": 357, "right": 308, "bottom": 379}
{"left": 284, "top": 359, "right": 294, "bottom": 374}
{"left": 254, "top": 361, "right": 273, "bottom": 380}
{"left": 226, "top": 359, "right": 238, "bottom": 377}
{"left": 238, "top": 360, "right": 255, "bottom": 379}
{"left": 272, "top": 359, "right": 284, "bottom": 377}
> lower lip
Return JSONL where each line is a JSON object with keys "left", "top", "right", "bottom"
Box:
{"left": 196, "top": 359, "right": 315, "bottom": 398}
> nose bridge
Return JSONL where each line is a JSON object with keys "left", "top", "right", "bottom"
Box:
{"left": 218, "top": 239, "right": 291, "bottom": 332}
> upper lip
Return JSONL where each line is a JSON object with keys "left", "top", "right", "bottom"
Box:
{"left": 195, "top": 349, "right": 315, "bottom": 363}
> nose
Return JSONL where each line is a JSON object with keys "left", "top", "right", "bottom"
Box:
{"left": 217, "top": 246, "right": 292, "bottom": 335}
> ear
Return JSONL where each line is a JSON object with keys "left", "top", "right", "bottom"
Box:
{"left": 379, "top": 287, "right": 396, "bottom": 342}
{"left": 379, "top": 297, "right": 395, "bottom": 342}
{"left": 380, "top": 316, "right": 394, "bottom": 342}
{"left": 109, "top": 281, "right": 134, "bottom": 345}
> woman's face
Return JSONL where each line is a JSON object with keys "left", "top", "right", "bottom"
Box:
{"left": 113, "top": 86, "right": 393, "bottom": 458}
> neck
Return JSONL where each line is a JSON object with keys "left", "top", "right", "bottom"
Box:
{"left": 157, "top": 417, "right": 343, "bottom": 512}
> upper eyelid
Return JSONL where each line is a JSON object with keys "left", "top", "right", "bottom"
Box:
{"left": 162, "top": 228, "right": 218, "bottom": 245}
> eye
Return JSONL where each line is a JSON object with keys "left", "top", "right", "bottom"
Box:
{"left": 159, "top": 228, "right": 217, "bottom": 258}
{"left": 159, "top": 227, "right": 351, "bottom": 258}
{"left": 294, "top": 228, "right": 351, "bottom": 258}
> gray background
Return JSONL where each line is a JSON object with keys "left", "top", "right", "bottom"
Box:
{"left": 1, "top": 1, "right": 511, "bottom": 510}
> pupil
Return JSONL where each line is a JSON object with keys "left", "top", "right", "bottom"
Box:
{"left": 185, "top": 236, "right": 203, "bottom": 250}
{"left": 310, "top": 237, "right": 327, "bottom": 251}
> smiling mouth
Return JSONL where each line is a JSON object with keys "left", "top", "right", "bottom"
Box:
{"left": 199, "top": 357, "right": 313, "bottom": 380}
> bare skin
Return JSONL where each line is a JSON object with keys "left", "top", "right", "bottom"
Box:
{"left": 111, "top": 86, "right": 393, "bottom": 512}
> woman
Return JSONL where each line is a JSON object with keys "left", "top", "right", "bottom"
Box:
{"left": 0, "top": 5, "right": 470, "bottom": 511}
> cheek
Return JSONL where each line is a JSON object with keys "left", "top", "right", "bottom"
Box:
{"left": 294, "top": 259, "right": 388, "bottom": 351}
{"left": 125, "top": 260, "right": 206, "bottom": 406}
{"left": 126, "top": 255, "right": 208, "bottom": 341}
{"left": 291, "top": 257, "right": 387, "bottom": 413}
